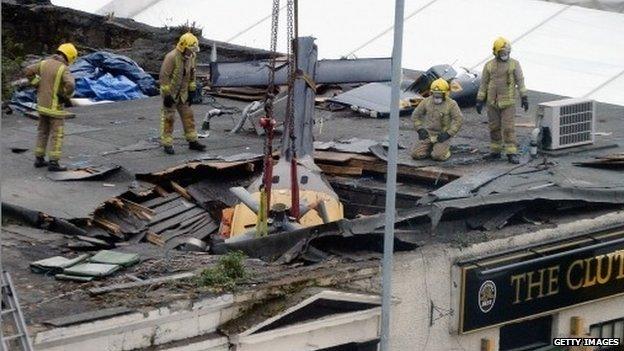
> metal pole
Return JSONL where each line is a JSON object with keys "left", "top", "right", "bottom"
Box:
{"left": 380, "top": 0, "right": 405, "bottom": 350}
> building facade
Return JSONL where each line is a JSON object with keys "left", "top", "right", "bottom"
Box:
{"left": 389, "top": 210, "right": 624, "bottom": 351}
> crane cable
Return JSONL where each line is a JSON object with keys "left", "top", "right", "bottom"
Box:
{"left": 257, "top": 0, "right": 282, "bottom": 236}
{"left": 284, "top": 0, "right": 300, "bottom": 219}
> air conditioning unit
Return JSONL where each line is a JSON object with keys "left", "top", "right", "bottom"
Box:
{"left": 536, "top": 98, "right": 595, "bottom": 150}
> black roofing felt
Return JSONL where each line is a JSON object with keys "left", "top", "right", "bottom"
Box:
{"left": 1, "top": 90, "right": 622, "bottom": 219}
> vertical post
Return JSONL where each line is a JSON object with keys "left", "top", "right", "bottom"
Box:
{"left": 282, "top": 37, "right": 317, "bottom": 160}
{"left": 380, "top": 0, "right": 405, "bottom": 350}
{"left": 570, "top": 316, "right": 584, "bottom": 336}
{"left": 481, "top": 338, "right": 495, "bottom": 351}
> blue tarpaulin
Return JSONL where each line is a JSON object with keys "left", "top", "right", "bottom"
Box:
{"left": 9, "top": 52, "right": 158, "bottom": 111}
{"left": 77, "top": 73, "right": 146, "bottom": 101}
{"left": 70, "top": 51, "right": 158, "bottom": 101}
{"left": 8, "top": 88, "right": 37, "bottom": 113}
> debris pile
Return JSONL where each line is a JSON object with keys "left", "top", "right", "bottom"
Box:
{"left": 30, "top": 250, "right": 139, "bottom": 282}
{"left": 90, "top": 190, "right": 217, "bottom": 251}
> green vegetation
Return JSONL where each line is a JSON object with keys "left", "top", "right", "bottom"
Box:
{"left": 1, "top": 34, "right": 25, "bottom": 101}
{"left": 166, "top": 20, "right": 203, "bottom": 38}
{"left": 197, "top": 251, "right": 248, "bottom": 291}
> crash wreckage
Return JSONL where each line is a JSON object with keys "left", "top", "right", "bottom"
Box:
{"left": 2, "top": 2, "right": 624, "bottom": 351}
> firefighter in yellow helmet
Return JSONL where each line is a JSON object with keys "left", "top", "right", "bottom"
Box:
{"left": 411, "top": 78, "right": 463, "bottom": 161}
{"left": 159, "top": 32, "right": 206, "bottom": 154}
{"left": 476, "top": 37, "right": 528, "bottom": 164}
{"left": 23, "top": 43, "right": 77, "bottom": 171}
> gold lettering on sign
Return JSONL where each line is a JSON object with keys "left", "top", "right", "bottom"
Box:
{"left": 582, "top": 258, "right": 597, "bottom": 288}
{"left": 526, "top": 269, "right": 545, "bottom": 301}
{"left": 596, "top": 254, "right": 613, "bottom": 285}
{"left": 510, "top": 273, "right": 526, "bottom": 304}
{"left": 614, "top": 249, "right": 624, "bottom": 279}
{"left": 502, "top": 247, "right": 624, "bottom": 307}
{"left": 546, "top": 266, "right": 560, "bottom": 296}
{"left": 567, "top": 260, "right": 584, "bottom": 290}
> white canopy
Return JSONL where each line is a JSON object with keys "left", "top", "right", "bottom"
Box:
{"left": 53, "top": 0, "right": 624, "bottom": 106}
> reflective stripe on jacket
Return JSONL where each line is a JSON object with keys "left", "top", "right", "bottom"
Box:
{"left": 159, "top": 49, "right": 197, "bottom": 103}
{"left": 477, "top": 58, "right": 527, "bottom": 109}
{"left": 412, "top": 96, "right": 463, "bottom": 136}
{"left": 24, "top": 54, "right": 75, "bottom": 118}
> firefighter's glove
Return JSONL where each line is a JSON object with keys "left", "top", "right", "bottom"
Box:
{"left": 521, "top": 96, "right": 529, "bottom": 112}
{"left": 437, "top": 132, "right": 451, "bottom": 143}
{"left": 475, "top": 100, "right": 484, "bottom": 115}
{"left": 163, "top": 95, "right": 175, "bottom": 108}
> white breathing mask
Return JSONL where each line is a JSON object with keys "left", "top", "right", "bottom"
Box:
{"left": 433, "top": 92, "right": 444, "bottom": 105}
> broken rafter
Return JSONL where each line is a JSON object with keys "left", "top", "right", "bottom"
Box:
{"left": 120, "top": 198, "right": 155, "bottom": 220}
{"left": 146, "top": 232, "right": 165, "bottom": 247}
{"left": 313, "top": 150, "right": 462, "bottom": 183}
{"left": 93, "top": 217, "right": 123, "bottom": 238}
{"left": 170, "top": 181, "right": 192, "bottom": 201}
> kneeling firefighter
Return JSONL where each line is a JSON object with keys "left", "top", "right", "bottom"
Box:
{"left": 411, "top": 78, "right": 463, "bottom": 161}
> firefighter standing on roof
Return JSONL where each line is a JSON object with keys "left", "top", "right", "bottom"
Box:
{"left": 411, "top": 78, "right": 463, "bottom": 161}
{"left": 24, "top": 43, "right": 77, "bottom": 172}
{"left": 476, "top": 37, "right": 528, "bottom": 164}
{"left": 159, "top": 32, "right": 206, "bottom": 155}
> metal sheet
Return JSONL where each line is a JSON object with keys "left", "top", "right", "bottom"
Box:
{"left": 430, "top": 187, "right": 624, "bottom": 229}
{"left": 315, "top": 58, "right": 391, "bottom": 84}
{"left": 213, "top": 215, "right": 416, "bottom": 262}
{"left": 425, "top": 165, "right": 521, "bottom": 202}
{"left": 327, "top": 82, "right": 416, "bottom": 117}
{"left": 314, "top": 138, "right": 402, "bottom": 154}
{"left": 210, "top": 58, "right": 391, "bottom": 87}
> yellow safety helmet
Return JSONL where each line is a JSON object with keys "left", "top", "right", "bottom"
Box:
{"left": 430, "top": 78, "right": 450, "bottom": 98}
{"left": 57, "top": 43, "right": 78, "bottom": 64}
{"left": 176, "top": 32, "right": 200, "bottom": 53}
{"left": 492, "top": 37, "right": 511, "bottom": 56}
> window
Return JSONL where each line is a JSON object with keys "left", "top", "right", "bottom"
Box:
{"left": 500, "top": 315, "right": 553, "bottom": 351}
{"left": 590, "top": 318, "right": 624, "bottom": 351}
